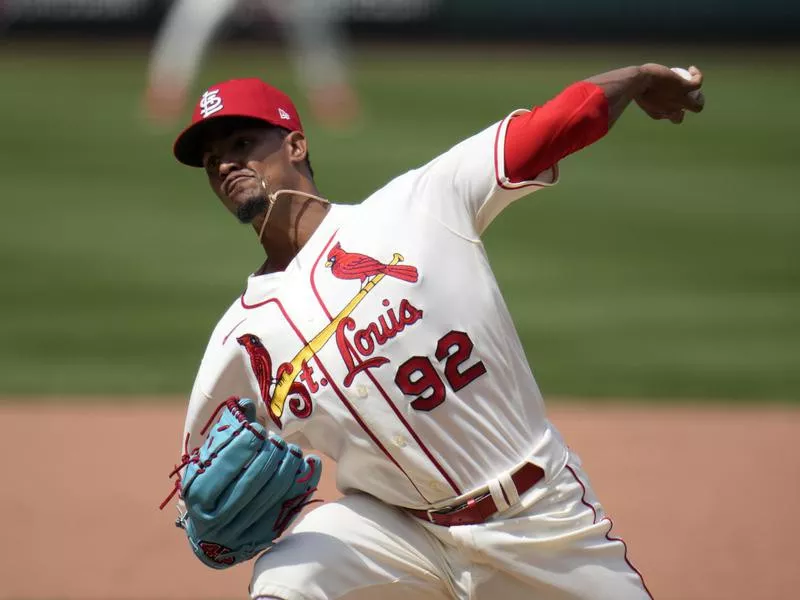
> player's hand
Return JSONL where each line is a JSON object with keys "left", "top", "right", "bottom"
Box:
{"left": 634, "top": 64, "right": 705, "bottom": 124}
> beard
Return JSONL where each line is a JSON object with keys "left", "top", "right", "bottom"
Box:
{"left": 235, "top": 192, "right": 268, "bottom": 224}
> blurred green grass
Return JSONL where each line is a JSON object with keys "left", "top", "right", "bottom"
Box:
{"left": 1, "top": 41, "right": 797, "bottom": 400}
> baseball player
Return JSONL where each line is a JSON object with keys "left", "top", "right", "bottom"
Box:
{"left": 161, "top": 64, "right": 705, "bottom": 599}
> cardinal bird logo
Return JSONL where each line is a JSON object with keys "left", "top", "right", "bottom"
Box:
{"left": 237, "top": 334, "right": 275, "bottom": 405}
{"left": 325, "top": 242, "right": 419, "bottom": 286}
{"left": 237, "top": 333, "right": 312, "bottom": 428}
{"left": 198, "top": 541, "right": 235, "bottom": 566}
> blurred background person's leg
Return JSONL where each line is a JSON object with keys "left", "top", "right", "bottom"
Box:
{"left": 269, "top": 0, "right": 360, "bottom": 129}
{"left": 145, "top": 0, "right": 239, "bottom": 125}
{"left": 145, "top": 0, "right": 360, "bottom": 129}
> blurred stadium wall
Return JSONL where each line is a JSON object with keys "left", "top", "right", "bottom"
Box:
{"left": 4, "top": 0, "right": 800, "bottom": 41}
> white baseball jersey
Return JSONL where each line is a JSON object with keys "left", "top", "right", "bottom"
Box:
{"left": 182, "top": 111, "right": 566, "bottom": 510}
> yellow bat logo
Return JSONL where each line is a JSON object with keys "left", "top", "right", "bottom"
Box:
{"left": 270, "top": 253, "right": 405, "bottom": 419}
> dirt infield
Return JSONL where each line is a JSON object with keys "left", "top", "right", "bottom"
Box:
{"left": 1, "top": 400, "right": 797, "bottom": 600}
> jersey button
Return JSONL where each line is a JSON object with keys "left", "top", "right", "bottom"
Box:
{"left": 392, "top": 435, "right": 407, "bottom": 448}
{"left": 355, "top": 384, "right": 369, "bottom": 399}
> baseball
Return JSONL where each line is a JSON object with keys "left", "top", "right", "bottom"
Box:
{"left": 671, "top": 66, "right": 704, "bottom": 104}
{"left": 671, "top": 66, "right": 693, "bottom": 81}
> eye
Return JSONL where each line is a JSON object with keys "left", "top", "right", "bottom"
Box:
{"left": 234, "top": 136, "right": 253, "bottom": 151}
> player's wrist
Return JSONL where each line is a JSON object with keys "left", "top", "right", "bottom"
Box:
{"left": 634, "top": 63, "right": 675, "bottom": 97}
{"left": 627, "top": 65, "right": 651, "bottom": 98}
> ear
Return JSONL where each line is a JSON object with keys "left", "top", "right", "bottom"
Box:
{"left": 284, "top": 130, "right": 308, "bottom": 168}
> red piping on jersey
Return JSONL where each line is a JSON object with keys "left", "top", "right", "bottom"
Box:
{"left": 493, "top": 116, "right": 559, "bottom": 191}
{"left": 565, "top": 465, "right": 654, "bottom": 599}
{"left": 238, "top": 293, "right": 430, "bottom": 500}
{"left": 311, "top": 234, "right": 462, "bottom": 497}
{"left": 222, "top": 318, "right": 247, "bottom": 345}
{"left": 494, "top": 119, "right": 531, "bottom": 191}
{"left": 290, "top": 336, "right": 433, "bottom": 502}
{"left": 311, "top": 231, "right": 336, "bottom": 322}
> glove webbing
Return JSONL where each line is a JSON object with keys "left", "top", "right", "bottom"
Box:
{"left": 159, "top": 396, "right": 265, "bottom": 510}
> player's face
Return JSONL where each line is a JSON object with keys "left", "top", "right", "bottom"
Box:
{"left": 202, "top": 124, "right": 290, "bottom": 224}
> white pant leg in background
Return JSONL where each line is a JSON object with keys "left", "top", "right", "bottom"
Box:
{"left": 147, "top": 0, "right": 238, "bottom": 91}
{"left": 268, "top": 0, "right": 350, "bottom": 92}
{"left": 149, "top": 0, "right": 350, "bottom": 95}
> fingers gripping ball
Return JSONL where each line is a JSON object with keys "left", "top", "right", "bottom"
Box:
{"left": 177, "top": 397, "right": 322, "bottom": 569}
{"left": 635, "top": 63, "right": 705, "bottom": 124}
{"left": 670, "top": 67, "right": 705, "bottom": 108}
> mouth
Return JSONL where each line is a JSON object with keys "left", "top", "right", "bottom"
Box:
{"left": 222, "top": 172, "right": 255, "bottom": 198}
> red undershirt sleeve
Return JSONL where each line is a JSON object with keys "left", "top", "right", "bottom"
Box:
{"left": 405, "top": 81, "right": 609, "bottom": 238}
{"left": 503, "top": 81, "right": 609, "bottom": 184}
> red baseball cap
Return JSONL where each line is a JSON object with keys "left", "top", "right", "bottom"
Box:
{"left": 173, "top": 78, "right": 304, "bottom": 167}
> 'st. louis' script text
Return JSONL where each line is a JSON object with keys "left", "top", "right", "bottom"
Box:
{"left": 336, "top": 298, "right": 423, "bottom": 386}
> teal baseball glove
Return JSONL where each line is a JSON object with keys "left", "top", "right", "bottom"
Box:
{"left": 167, "top": 396, "right": 322, "bottom": 569}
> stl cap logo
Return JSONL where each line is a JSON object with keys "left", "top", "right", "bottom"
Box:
{"left": 199, "top": 89, "right": 224, "bottom": 118}
{"left": 278, "top": 108, "right": 291, "bottom": 121}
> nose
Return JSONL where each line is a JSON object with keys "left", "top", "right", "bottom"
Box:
{"left": 218, "top": 158, "right": 240, "bottom": 179}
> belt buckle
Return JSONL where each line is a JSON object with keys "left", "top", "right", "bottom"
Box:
{"left": 425, "top": 502, "right": 456, "bottom": 523}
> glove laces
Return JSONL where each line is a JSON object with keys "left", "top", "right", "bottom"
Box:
{"left": 158, "top": 397, "right": 244, "bottom": 510}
